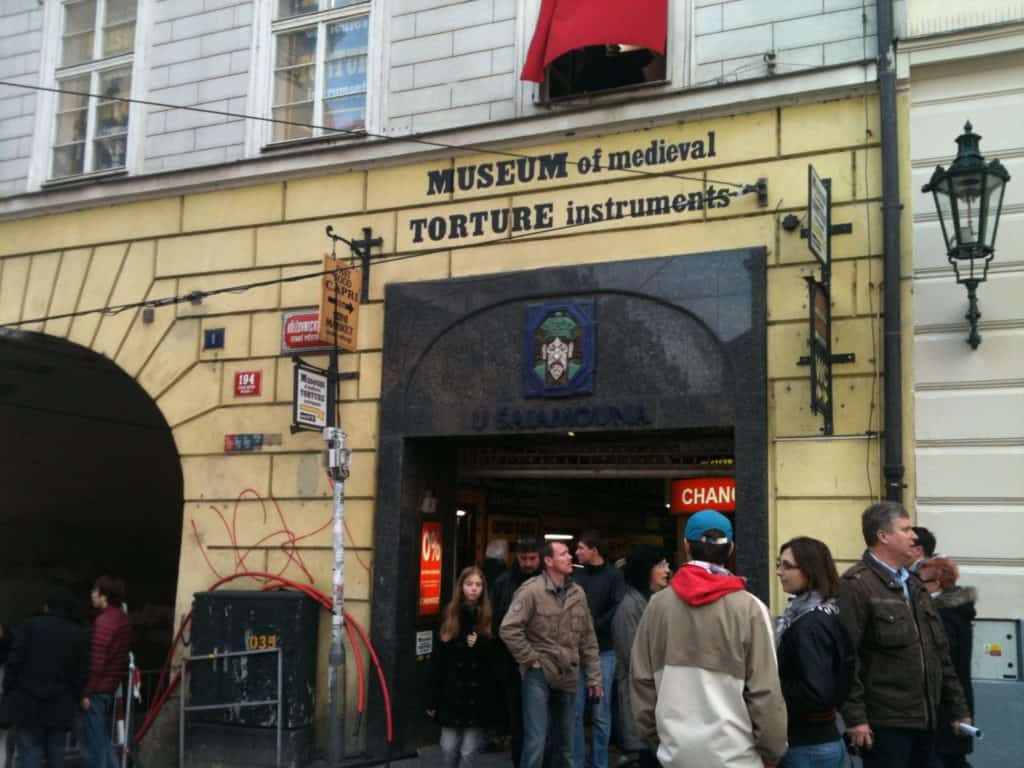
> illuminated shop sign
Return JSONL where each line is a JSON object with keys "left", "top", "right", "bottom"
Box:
{"left": 670, "top": 477, "right": 736, "bottom": 513}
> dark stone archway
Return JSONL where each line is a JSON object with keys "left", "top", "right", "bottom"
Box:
{"left": 369, "top": 248, "right": 767, "bottom": 757}
{"left": 0, "top": 329, "right": 183, "bottom": 668}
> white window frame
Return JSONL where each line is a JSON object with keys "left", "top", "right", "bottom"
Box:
{"left": 246, "top": 0, "right": 382, "bottom": 154}
{"left": 28, "top": 0, "right": 150, "bottom": 189}
{"left": 514, "top": 0, "right": 691, "bottom": 114}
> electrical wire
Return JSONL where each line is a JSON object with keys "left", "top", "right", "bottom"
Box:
{"left": 0, "top": 78, "right": 750, "bottom": 189}
{"left": 0, "top": 180, "right": 757, "bottom": 330}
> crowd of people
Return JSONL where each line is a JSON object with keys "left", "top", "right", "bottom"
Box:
{"left": 426, "top": 502, "right": 980, "bottom": 768}
{"left": 0, "top": 503, "right": 979, "bottom": 768}
{"left": 0, "top": 576, "right": 132, "bottom": 768}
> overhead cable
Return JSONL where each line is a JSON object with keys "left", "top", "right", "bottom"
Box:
{"left": 0, "top": 79, "right": 752, "bottom": 189}
{"left": 0, "top": 191, "right": 751, "bottom": 329}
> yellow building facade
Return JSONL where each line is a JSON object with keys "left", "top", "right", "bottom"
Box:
{"left": 0, "top": 92, "right": 914, "bottom": 755}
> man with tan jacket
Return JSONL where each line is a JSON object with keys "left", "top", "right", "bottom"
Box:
{"left": 631, "top": 510, "right": 787, "bottom": 768}
{"left": 500, "top": 540, "right": 602, "bottom": 768}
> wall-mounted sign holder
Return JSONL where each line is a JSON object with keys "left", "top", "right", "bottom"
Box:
{"left": 326, "top": 225, "right": 383, "bottom": 303}
{"left": 792, "top": 166, "right": 858, "bottom": 436}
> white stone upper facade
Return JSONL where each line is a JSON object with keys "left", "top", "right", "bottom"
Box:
{"left": 0, "top": 0, "right": 892, "bottom": 201}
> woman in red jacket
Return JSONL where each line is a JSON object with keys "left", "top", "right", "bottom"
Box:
{"left": 79, "top": 576, "right": 131, "bottom": 768}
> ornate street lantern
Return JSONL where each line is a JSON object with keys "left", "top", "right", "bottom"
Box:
{"left": 922, "top": 122, "right": 1011, "bottom": 349}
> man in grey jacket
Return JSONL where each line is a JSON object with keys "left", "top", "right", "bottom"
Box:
{"left": 500, "top": 540, "right": 602, "bottom": 768}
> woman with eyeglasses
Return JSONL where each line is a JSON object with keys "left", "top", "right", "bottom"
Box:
{"left": 775, "top": 537, "right": 855, "bottom": 768}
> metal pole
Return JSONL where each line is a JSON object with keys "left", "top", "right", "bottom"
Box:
{"left": 179, "top": 660, "right": 186, "bottom": 768}
{"left": 326, "top": 440, "right": 348, "bottom": 766}
{"left": 277, "top": 648, "right": 284, "bottom": 768}
{"left": 122, "top": 652, "right": 135, "bottom": 768}
{"left": 877, "top": 0, "right": 905, "bottom": 503}
{"left": 325, "top": 254, "right": 352, "bottom": 767}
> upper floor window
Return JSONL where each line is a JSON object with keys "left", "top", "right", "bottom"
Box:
{"left": 544, "top": 45, "right": 667, "bottom": 101}
{"left": 518, "top": 0, "right": 680, "bottom": 107}
{"left": 52, "top": 0, "right": 138, "bottom": 179}
{"left": 271, "top": 0, "right": 369, "bottom": 142}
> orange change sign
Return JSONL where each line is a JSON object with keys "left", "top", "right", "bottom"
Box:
{"left": 670, "top": 477, "right": 736, "bottom": 514}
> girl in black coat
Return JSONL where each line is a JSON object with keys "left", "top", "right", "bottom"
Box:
{"left": 426, "top": 566, "right": 499, "bottom": 768}
{"left": 775, "top": 537, "right": 854, "bottom": 768}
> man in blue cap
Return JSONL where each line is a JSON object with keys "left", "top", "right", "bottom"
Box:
{"left": 629, "top": 510, "right": 787, "bottom": 768}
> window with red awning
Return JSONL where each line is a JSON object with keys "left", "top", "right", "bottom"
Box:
{"left": 521, "top": 0, "right": 668, "bottom": 86}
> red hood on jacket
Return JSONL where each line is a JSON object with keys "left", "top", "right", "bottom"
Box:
{"left": 671, "top": 563, "right": 746, "bottom": 606}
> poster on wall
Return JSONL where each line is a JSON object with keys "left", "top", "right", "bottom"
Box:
{"left": 418, "top": 521, "right": 443, "bottom": 617}
{"left": 291, "top": 358, "right": 329, "bottom": 432}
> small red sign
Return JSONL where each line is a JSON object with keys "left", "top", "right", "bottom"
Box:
{"left": 281, "top": 309, "right": 332, "bottom": 353}
{"left": 234, "top": 370, "right": 262, "bottom": 397}
{"left": 670, "top": 477, "right": 736, "bottom": 514}
{"left": 418, "top": 521, "right": 443, "bottom": 617}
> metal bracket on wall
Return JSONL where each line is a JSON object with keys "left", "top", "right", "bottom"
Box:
{"left": 325, "top": 225, "right": 383, "bottom": 302}
{"left": 797, "top": 352, "right": 856, "bottom": 366}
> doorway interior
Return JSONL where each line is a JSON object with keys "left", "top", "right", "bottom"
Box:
{"left": 446, "top": 428, "right": 735, "bottom": 595}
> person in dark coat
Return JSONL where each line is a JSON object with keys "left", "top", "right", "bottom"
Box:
{"left": 427, "top": 566, "right": 499, "bottom": 768}
{"left": 919, "top": 557, "right": 977, "bottom": 768}
{"left": 573, "top": 530, "right": 625, "bottom": 768}
{"left": 3, "top": 588, "right": 88, "bottom": 768}
{"left": 611, "top": 544, "right": 670, "bottom": 768}
{"left": 482, "top": 540, "right": 508, "bottom": 592}
{"left": 490, "top": 538, "right": 541, "bottom": 767}
{"left": 775, "top": 537, "right": 854, "bottom": 768}
{"left": 0, "top": 624, "right": 10, "bottom": 667}
{"left": 0, "top": 622, "right": 15, "bottom": 768}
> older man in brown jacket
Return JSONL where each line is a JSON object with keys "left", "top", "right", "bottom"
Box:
{"left": 841, "top": 502, "right": 970, "bottom": 768}
{"left": 500, "top": 540, "right": 601, "bottom": 768}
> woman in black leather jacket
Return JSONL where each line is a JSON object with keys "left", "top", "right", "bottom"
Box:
{"left": 775, "top": 537, "right": 855, "bottom": 768}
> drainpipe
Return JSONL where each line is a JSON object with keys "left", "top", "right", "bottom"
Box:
{"left": 877, "top": 0, "right": 904, "bottom": 502}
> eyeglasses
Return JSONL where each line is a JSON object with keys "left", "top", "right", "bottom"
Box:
{"left": 775, "top": 559, "right": 801, "bottom": 571}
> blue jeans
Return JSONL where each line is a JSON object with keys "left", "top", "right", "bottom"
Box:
{"left": 779, "top": 739, "right": 846, "bottom": 768}
{"left": 521, "top": 667, "right": 575, "bottom": 768}
{"left": 440, "top": 727, "right": 485, "bottom": 768}
{"left": 79, "top": 693, "right": 118, "bottom": 768}
{"left": 15, "top": 726, "right": 65, "bottom": 768}
{"left": 573, "top": 651, "right": 614, "bottom": 768}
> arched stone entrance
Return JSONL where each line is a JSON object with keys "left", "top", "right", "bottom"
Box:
{"left": 0, "top": 328, "right": 183, "bottom": 668}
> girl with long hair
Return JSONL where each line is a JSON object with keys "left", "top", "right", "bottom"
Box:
{"left": 426, "top": 566, "right": 500, "bottom": 768}
{"left": 775, "top": 537, "right": 855, "bottom": 768}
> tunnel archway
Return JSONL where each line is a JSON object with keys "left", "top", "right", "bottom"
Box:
{"left": 0, "top": 328, "right": 183, "bottom": 669}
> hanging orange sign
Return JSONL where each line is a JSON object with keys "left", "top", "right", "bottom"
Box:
{"left": 318, "top": 253, "right": 361, "bottom": 351}
{"left": 670, "top": 477, "right": 736, "bottom": 514}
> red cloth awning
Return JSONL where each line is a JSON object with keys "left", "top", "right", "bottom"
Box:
{"left": 520, "top": 0, "right": 668, "bottom": 83}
